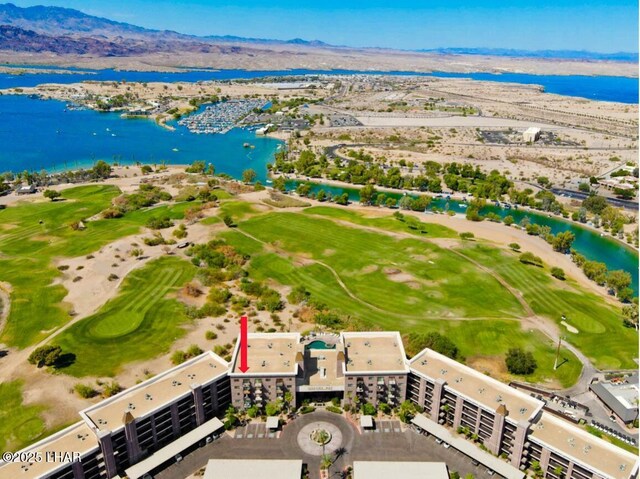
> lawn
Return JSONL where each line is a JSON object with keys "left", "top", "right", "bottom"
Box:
{"left": 219, "top": 211, "right": 584, "bottom": 387}
{"left": 0, "top": 185, "right": 201, "bottom": 348}
{"left": 236, "top": 212, "right": 523, "bottom": 320}
{"left": 303, "top": 206, "right": 457, "bottom": 238}
{"left": 0, "top": 381, "right": 47, "bottom": 454}
{"left": 54, "top": 256, "right": 196, "bottom": 377}
{"left": 458, "top": 244, "right": 638, "bottom": 370}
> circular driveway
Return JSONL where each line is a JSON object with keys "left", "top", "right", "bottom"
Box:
{"left": 297, "top": 421, "right": 343, "bottom": 456}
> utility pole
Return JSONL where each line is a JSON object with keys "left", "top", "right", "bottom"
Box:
{"left": 553, "top": 336, "right": 563, "bottom": 371}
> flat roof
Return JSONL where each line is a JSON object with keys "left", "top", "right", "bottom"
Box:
{"left": 0, "top": 422, "right": 99, "bottom": 479}
{"left": 204, "top": 459, "right": 303, "bottom": 479}
{"left": 409, "top": 348, "right": 543, "bottom": 422}
{"left": 300, "top": 348, "right": 345, "bottom": 389}
{"left": 361, "top": 415, "right": 374, "bottom": 428}
{"left": 230, "top": 332, "right": 300, "bottom": 375}
{"left": 81, "top": 351, "right": 228, "bottom": 432}
{"left": 411, "top": 414, "right": 525, "bottom": 479}
{"left": 126, "top": 417, "right": 223, "bottom": 479}
{"left": 529, "top": 412, "right": 639, "bottom": 479}
{"left": 353, "top": 461, "right": 449, "bottom": 479}
{"left": 266, "top": 416, "right": 280, "bottom": 429}
{"left": 342, "top": 331, "right": 409, "bottom": 374}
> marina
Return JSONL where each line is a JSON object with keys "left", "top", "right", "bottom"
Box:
{"left": 177, "top": 99, "right": 268, "bottom": 134}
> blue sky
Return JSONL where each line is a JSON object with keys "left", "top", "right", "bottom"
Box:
{"left": 10, "top": 0, "right": 639, "bottom": 52}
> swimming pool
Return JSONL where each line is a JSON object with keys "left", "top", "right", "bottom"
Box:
{"left": 306, "top": 340, "right": 336, "bottom": 350}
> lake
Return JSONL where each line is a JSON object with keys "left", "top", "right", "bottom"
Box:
{"left": 0, "top": 66, "right": 637, "bottom": 103}
{"left": 0, "top": 95, "right": 281, "bottom": 181}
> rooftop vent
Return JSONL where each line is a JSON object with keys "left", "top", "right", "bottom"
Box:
{"left": 421, "top": 360, "right": 428, "bottom": 365}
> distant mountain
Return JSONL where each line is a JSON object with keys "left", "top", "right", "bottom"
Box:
{"left": 418, "top": 47, "right": 639, "bottom": 62}
{"left": 0, "top": 3, "right": 635, "bottom": 63}
{"left": 0, "top": 2, "right": 188, "bottom": 40}
{"left": 0, "top": 24, "right": 151, "bottom": 55}
{"left": 204, "top": 34, "right": 331, "bottom": 47}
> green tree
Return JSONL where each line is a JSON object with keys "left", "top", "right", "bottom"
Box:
{"left": 92, "top": 160, "right": 112, "bottom": 179}
{"left": 606, "top": 270, "right": 632, "bottom": 297}
{"left": 43, "top": 189, "right": 61, "bottom": 201}
{"left": 582, "top": 195, "right": 608, "bottom": 214}
{"left": 242, "top": 168, "right": 257, "bottom": 184}
{"left": 508, "top": 243, "right": 521, "bottom": 251}
{"left": 552, "top": 231, "right": 575, "bottom": 253}
{"left": 272, "top": 176, "right": 286, "bottom": 192}
{"left": 28, "top": 345, "right": 63, "bottom": 368}
{"left": 622, "top": 303, "right": 639, "bottom": 330}
{"left": 503, "top": 215, "right": 514, "bottom": 226}
{"left": 359, "top": 184, "right": 377, "bottom": 205}
{"left": 583, "top": 261, "right": 608, "bottom": 285}
{"left": 406, "top": 332, "right": 459, "bottom": 359}
{"left": 505, "top": 348, "right": 537, "bottom": 375}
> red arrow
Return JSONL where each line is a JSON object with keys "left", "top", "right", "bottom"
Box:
{"left": 238, "top": 316, "right": 249, "bottom": 373}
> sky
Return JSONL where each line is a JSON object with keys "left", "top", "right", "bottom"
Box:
{"left": 9, "top": 0, "right": 640, "bottom": 52}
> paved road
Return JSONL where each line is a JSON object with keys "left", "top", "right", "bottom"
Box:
{"left": 156, "top": 411, "right": 493, "bottom": 479}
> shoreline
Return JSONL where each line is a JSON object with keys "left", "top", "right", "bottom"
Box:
{"left": 277, "top": 173, "right": 640, "bottom": 255}
{"left": 0, "top": 61, "right": 638, "bottom": 79}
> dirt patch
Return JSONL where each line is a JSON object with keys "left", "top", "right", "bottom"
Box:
{"left": 360, "top": 264, "right": 379, "bottom": 274}
{"left": 466, "top": 355, "right": 510, "bottom": 382}
{"left": 0, "top": 281, "right": 12, "bottom": 335}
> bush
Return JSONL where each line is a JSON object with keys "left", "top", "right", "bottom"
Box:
{"left": 505, "top": 348, "right": 537, "bottom": 375}
{"left": 74, "top": 383, "right": 98, "bottom": 399}
{"left": 146, "top": 216, "right": 173, "bottom": 230}
{"left": 103, "top": 381, "right": 123, "bottom": 397}
{"left": 406, "top": 332, "right": 459, "bottom": 359}
{"left": 205, "top": 330, "right": 218, "bottom": 340}
{"left": 361, "top": 402, "right": 376, "bottom": 416}
{"left": 326, "top": 406, "right": 343, "bottom": 414}
{"left": 459, "top": 232, "right": 475, "bottom": 240}
{"left": 508, "top": 243, "right": 521, "bottom": 251}
{"left": 28, "top": 345, "right": 63, "bottom": 368}
{"left": 107, "top": 273, "right": 119, "bottom": 282}
{"left": 519, "top": 252, "right": 543, "bottom": 267}
{"left": 551, "top": 267, "right": 565, "bottom": 280}
{"left": 43, "top": 189, "right": 61, "bottom": 201}
{"left": 300, "top": 406, "right": 316, "bottom": 414}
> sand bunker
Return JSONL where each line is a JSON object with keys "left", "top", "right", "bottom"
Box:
{"left": 561, "top": 320, "right": 579, "bottom": 334}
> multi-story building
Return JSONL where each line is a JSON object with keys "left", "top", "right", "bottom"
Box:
{"left": 408, "top": 347, "right": 544, "bottom": 463}
{"left": 526, "top": 412, "right": 638, "bottom": 479}
{"left": 341, "top": 331, "right": 409, "bottom": 408}
{"left": 2, "top": 331, "right": 638, "bottom": 479}
{"left": 0, "top": 351, "right": 230, "bottom": 479}
{"left": 228, "top": 332, "right": 301, "bottom": 410}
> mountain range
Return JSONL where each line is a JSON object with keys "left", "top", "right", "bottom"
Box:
{"left": 0, "top": 3, "right": 635, "bottom": 62}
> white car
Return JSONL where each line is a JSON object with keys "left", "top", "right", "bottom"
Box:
{"left": 443, "top": 443, "right": 450, "bottom": 449}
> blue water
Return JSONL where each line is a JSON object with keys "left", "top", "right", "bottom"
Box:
{"left": 305, "top": 340, "right": 336, "bottom": 350}
{"left": 289, "top": 181, "right": 639, "bottom": 292}
{"left": 0, "top": 95, "right": 281, "bottom": 181}
{"left": 0, "top": 66, "right": 637, "bottom": 103}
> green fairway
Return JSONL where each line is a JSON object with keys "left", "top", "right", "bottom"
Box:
{"left": 0, "top": 381, "right": 47, "bottom": 454}
{"left": 458, "top": 244, "right": 638, "bottom": 370}
{"left": 303, "top": 206, "right": 457, "bottom": 238}
{"left": 54, "top": 256, "right": 197, "bottom": 377}
{"left": 0, "top": 185, "right": 200, "bottom": 348}
{"left": 220, "top": 214, "right": 582, "bottom": 387}
{"left": 236, "top": 212, "right": 523, "bottom": 319}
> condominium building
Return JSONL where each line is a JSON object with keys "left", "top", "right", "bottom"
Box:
{"left": 341, "top": 331, "right": 409, "bottom": 407}
{"left": 2, "top": 331, "right": 638, "bottom": 479}
{"left": 408, "top": 347, "right": 544, "bottom": 463}
{"left": 228, "top": 332, "right": 301, "bottom": 410}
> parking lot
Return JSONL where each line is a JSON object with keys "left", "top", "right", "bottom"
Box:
{"left": 234, "top": 422, "right": 279, "bottom": 439}
{"left": 156, "top": 412, "right": 495, "bottom": 479}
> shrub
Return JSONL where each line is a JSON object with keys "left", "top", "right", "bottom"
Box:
{"left": 43, "top": 189, "right": 61, "bottom": 201}
{"left": 459, "top": 232, "right": 475, "bottom": 240}
{"left": 505, "top": 348, "right": 537, "bottom": 375}
{"left": 74, "top": 383, "right": 98, "bottom": 399}
{"left": 28, "top": 345, "right": 63, "bottom": 368}
{"left": 146, "top": 216, "right": 173, "bottom": 230}
{"left": 519, "top": 252, "right": 543, "bottom": 267}
{"left": 205, "top": 330, "right": 218, "bottom": 340}
{"left": 361, "top": 402, "right": 376, "bottom": 416}
{"left": 103, "top": 381, "right": 123, "bottom": 397}
{"left": 107, "top": 273, "right": 119, "bottom": 281}
{"left": 551, "top": 267, "right": 565, "bottom": 280}
{"left": 508, "top": 243, "right": 521, "bottom": 251}
{"left": 326, "top": 406, "right": 343, "bottom": 414}
{"left": 300, "top": 406, "right": 316, "bottom": 414}
{"left": 406, "top": 332, "right": 459, "bottom": 359}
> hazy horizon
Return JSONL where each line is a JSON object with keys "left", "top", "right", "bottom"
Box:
{"left": 5, "top": 0, "right": 639, "bottom": 54}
